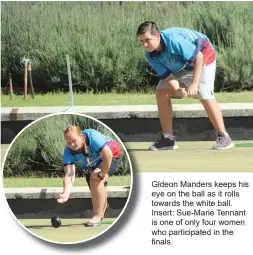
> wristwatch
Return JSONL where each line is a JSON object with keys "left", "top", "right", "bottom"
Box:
{"left": 98, "top": 172, "right": 105, "bottom": 180}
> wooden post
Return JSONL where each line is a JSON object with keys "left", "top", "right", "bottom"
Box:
{"left": 27, "top": 62, "right": 35, "bottom": 99}
{"left": 8, "top": 72, "right": 14, "bottom": 99}
{"left": 24, "top": 61, "right": 28, "bottom": 99}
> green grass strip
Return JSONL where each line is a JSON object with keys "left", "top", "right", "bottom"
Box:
{"left": 2, "top": 91, "right": 253, "bottom": 107}
{"left": 101, "top": 220, "right": 114, "bottom": 225}
{"left": 235, "top": 143, "right": 253, "bottom": 147}
{"left": 3, "top": 176, "right": 131, "bottom": 188}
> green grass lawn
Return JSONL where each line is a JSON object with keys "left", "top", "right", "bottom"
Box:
{"left": 2, "top": 91, "right": 253, "bottom": 107}
{"left": 127, "top": 141, "right": 253, "bottom": 172}
{"left": 20, "top": 218, "right": 115, "bottom": 243}
{"left": 3, "top": 175, "right": 131, "bottom": 188}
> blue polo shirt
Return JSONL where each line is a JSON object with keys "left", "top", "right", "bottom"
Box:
{"left": 145, "top": 27, "right": 216, "bottom": 79}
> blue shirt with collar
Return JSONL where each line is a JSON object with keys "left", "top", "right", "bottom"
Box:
{"left": 145, "top": 27, "right": 215, "bottom": 79}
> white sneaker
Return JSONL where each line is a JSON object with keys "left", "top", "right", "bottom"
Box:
{"left": 213, "top": 133, "right": 235, "bottom": 150}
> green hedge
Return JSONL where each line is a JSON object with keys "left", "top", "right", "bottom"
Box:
{"left": 1, "top": 2, "right": 253, "bottom": 93}
{"left": 3, "top": 114, "right": 131, "bottom": 177}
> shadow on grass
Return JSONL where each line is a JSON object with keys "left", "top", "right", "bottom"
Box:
{"left": 26, "top": 221, "right": 114, "bottom": 229}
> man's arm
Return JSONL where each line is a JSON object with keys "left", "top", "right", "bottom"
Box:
{"left": 192, "top": 51, "right": 204, "bottom": 84}
{"left": 188, "top": 51, "right": 204, "bottom": 97}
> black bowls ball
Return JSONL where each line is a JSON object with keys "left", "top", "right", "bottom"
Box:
{"left": 51, "top": 216, "right": 62, "bottom": 228}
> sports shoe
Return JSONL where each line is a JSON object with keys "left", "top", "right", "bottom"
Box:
{"left": 149, "top": 135, "right": 178, "bottom": 150}
{"left": 213, "top": 132, "right": 235, "bottom": 150}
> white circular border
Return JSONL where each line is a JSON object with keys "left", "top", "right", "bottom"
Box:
{"left": 1, "top": 112, "right": 134, "bottom": 245}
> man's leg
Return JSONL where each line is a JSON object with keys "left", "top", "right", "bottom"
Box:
{"left": 179, "top": 61, "right": 234, "bottom": 149}
{"left": 149, "top": 79, "right": 180, "bottom": 150}
{"left": 156, "top": 88, "right": 173, "bottom": 135}
{"left": 198, "top": 62, "right": 234, "bottom": 149}
{"left": 200, "top": 99, "right": 234, "bottom": 149}
{"left": 200, "top": 99, "right": 226, "bottom": 133}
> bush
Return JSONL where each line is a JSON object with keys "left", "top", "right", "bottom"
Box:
{"left": 1, "top": 2, "right": 253, "bottom": 93}
{"left": 4, "top": 130, "right": 38, "bottom": 176}
{"left": 3, "top": 114, "right": 131, "bottom": 177}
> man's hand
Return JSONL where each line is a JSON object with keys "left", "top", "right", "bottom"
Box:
{"left": 187, "top": 82, "right": 199, "bottom": 97}
{"left": 57, "top": 193, "right": 69, "bottom": 203}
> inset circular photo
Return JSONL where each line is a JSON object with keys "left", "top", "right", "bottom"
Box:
{"left": 2, "top": 113, "right": 133, "bottom": 244}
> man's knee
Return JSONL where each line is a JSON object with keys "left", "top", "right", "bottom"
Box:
{"left": 156, "top": 88, "right": 173, "bottom": 101}
{"left": 198, "top": 88, "right": 215, "bottom": 101}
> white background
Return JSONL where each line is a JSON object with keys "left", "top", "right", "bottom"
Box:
{"left": 1, "top": 172, "right": 252, "bottom": 254}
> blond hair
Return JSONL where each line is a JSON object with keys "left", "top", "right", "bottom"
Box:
{"left": 64, "top": 125, "right": 90, "bottom": 165}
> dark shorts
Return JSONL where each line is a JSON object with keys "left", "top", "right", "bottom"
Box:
{"left": 85, "top": 157, "right": 121, "bottom": 187}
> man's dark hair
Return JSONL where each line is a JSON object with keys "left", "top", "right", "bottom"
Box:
{"left": 136, "top": 21, "right": 159, "bottom": 36}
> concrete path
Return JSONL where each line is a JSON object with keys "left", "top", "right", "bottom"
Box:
{"left": 4, "top": 186, "right": 131, "bottom": 199}
{"left": 2, "top": 103, "right": 253, "bottom": 120}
